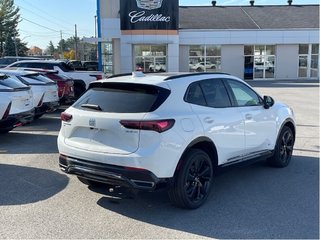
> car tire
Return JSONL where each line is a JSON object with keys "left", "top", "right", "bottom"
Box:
{"left": 168, "top": 149, "right": 213, "bottom": 209}
{"left": 34, "top": 114, "right": 44, "bottom": 120}
{"left": 267, "top": 126, "right": 294, "bottom": 168}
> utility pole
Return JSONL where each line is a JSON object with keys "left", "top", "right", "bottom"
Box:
{"left": 60, "top": 30, "right": 63, "bottom": 58}
{"left": 75, "top": 24, "right": 78, "bottom": 60}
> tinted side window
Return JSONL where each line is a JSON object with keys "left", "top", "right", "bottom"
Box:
{"left": 185, "top": 83, "right": 206, "bottom": 106}
{"left": 227, "top": 80, "right": 261, "bottom": 107}
{"left": 200, "top": 79, "right": 231, "bottom": 108}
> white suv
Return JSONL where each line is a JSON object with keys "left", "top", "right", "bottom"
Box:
{"left": 58, "top": 72, "right": 296, "bottom": 209}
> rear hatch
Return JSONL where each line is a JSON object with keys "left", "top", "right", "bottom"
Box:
{"left": 0, "top": 75, "right": 33, "bottom": 114}
{"left": 63, "top": 82, "right": 170, "bottom": 155}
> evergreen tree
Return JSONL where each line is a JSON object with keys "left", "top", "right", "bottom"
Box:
{"left": 47, "top": 41, "right": 55, "bottom": 55}
{"left": 0, "top": 0, "right": 20, "bottom": 56}
{"left": 16, "top": 38, "right": 28, "bottom": 56}
{"left": 3, "top": 33, "right": 15, "bottom": 56}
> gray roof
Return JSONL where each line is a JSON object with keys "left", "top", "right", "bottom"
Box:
{"left": 179, "top": 5, "right": 319, "bottom": 30}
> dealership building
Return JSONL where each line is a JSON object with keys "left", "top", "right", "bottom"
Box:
{"left": 96, "top": 0, "right": 319, "bottom": 80}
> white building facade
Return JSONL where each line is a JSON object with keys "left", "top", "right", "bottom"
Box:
{"left": 96, "top": 0, "right": 320, "bottom": 80}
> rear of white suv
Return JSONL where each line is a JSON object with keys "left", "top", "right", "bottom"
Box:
{"left": 0, "top": 74, "right": 34, "bottom": 133}
{"left": 58, "top": 72, "right": 296, "bottom": 209}
{"left": 0, "top": 70, "right": 59, "bottom": 118}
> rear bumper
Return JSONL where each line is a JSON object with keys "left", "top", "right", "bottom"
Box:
{"left": 59, "top": 154, "right": 171, "bottom": 191}
{"left": 35, "top": 101, "right": 60, "bottom": 116}
{"left": 0, "top": 108, "right": 35, "bottom": 130}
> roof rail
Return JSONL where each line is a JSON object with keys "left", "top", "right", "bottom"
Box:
{"left": 164, "top": 72, "right": 231, "bottom": 81}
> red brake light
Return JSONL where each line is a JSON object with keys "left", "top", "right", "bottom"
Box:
{"left": 61, "top": 112, "right": 73, "bottom": 122}
{"left": 120, "top": 119, "right": 175, "bottom": 133}
{"left": 2, "top": 102, "right": 12, "bottom": 120}
{"left": 90, "top": 74, "right": 103, "bottom": 80}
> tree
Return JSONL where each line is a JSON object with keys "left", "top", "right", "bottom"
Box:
{"left": 47, "top": 41, "right": 55, "bottom": 56}
{"left": 3, "top": 33, "right": 15, "bottom": 56}
{"left": 58, "top": 39, "right": 66, "bottom": 53}
{"left": 16, "top": 38, "right": 28, "bottom": 56}
{"left": 0, "top": 0, "right": 20, "bottom": 56}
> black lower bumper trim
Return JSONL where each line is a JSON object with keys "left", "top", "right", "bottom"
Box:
{"left": 36, "top": 101, "right": 60, "bottom": 116}
{"left": 59, "top": 155, "right": 170, "bottom": 191}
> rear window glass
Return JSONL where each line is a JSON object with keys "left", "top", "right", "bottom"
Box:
{"left": 20, "top": 74, "right": 54, "bottom": 85}
{"left": 0, "top": 75, "right": 28, "bottom": 89}
{"left": 74, "top": 83, "right": 170, "bottom": 113}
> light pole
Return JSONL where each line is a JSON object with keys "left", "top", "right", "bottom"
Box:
{"left": 94, "top": 15, "right": 97, "bottom": 61}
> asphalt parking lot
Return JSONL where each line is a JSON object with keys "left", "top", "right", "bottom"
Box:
{"left": 0, "top": 79, "right": 319, "bottom": 239}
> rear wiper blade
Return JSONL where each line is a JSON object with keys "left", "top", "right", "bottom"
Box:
{"left": 81, "top": 104, "right": 102, "bottom": 111}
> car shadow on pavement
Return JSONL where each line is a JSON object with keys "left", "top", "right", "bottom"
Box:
{"left": 0, "top": 164, "right": 69, "bottom": 206}
{"left": 95, "top": 156, "right": 319, "bottom": 239}
{"left": 0, "top": 132, "right": 58, "bottom": 154}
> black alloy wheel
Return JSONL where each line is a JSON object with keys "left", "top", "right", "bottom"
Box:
{"left": 267, "top": 126, "right": 295, "bottom": 168}
{"left": 169, "top": 149, "right": 213, "bottom": 209}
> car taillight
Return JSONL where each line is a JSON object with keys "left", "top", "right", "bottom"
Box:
{"left": 2, "top": 102, "right": 12, "bottom": 120}
{"left": 61, "top": 112, "right": 72, "bottom": 122}
{"left": 57, "top": 81, "right": 66, "bottom": 87}
{"left": 37, "top": 93, "right": 45, "bottom": 107}
{"left": 90, "top": 74, "right": 103, "bottom": 80}
{"left": 120, "top": 119, "right": 175, "bottom": 133}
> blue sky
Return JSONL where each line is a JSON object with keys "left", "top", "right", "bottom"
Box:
{"left": 15, "top": 0, "right": 319, "bottom": 50}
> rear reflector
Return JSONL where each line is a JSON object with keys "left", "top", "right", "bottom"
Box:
{"left": 61, "top": 112, "right": 73, "bottom": 122}
{"left": 120, "top": 119, "right": 175, "bottom": 133}
{"left": 2, "top": 102, "right": 12, "bottom": 120}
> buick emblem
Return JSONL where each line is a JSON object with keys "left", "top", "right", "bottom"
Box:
{"left": 89, "top": 118, "right": 96, "bottom": 127}
{"left": 136, "top": 0, "right": 164, "bottom": 10}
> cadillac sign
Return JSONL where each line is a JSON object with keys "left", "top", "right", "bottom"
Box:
{"left": 120, "top": 0, "right": 179, "bottom": 30}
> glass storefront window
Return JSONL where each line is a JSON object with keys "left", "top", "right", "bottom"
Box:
{"left": 189, "top": 45, "right": 221, "bottom": 72}
{"left": 299, "top": 44, "right": 309, "bottom": 54}
{"left": 244, "top": 45, "right": 254, "bottom": 56}
{"left": 190, "top": 45, "right": 205, "bottom": 57}
{"left": 299, "top": 44, "right": 319, "bottom": 78}
{"left": 245, "top": 45, "right": 276, "bottom": 79}
{"left": 206, "top": 45, "right": 221, "bottom": 56}
{"left": 311, "top": 55, "right": 319, "bottom": 78}
{"left": 312, "top": 44, "right": 319, "bottom": 54}
{"left": 134, "top": 45, "right": 167, "bottom": 72}
{"left": 298, "top": 56, "right": 308, "bottom": 78}
{"left": 254, "top": 45, "right": 265, "bottom": 56}
{"left": 266, "top": 45, "right": 276, "bottom": 55}
{"left": 102, "top": 42, "right": 113, "bottom": 74}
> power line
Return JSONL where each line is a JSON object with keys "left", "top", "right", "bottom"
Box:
{"left": 16, "top": 4, "right": 75, "bottom": 33}
{"left": 16, "top": 0, "right": 92, "bottom": 35}
{"left": 21, "top": 17, "right": 61, "bottom": 32}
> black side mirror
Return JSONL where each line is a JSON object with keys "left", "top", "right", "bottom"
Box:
{"left": 263, "top": 96, "right": 274, "bottom": 109}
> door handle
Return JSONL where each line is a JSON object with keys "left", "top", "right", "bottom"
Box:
{"left": 245, "top": 114, "right": 253, "bottom": 120}
{"left": 204, "top": 117, "right": 214, "bottom": 124}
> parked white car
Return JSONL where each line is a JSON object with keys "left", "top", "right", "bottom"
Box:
{"left": 191, "top": 62, "right": 216, "bottom": 72}
{"left": 7, "top": 60, "right": 104, "bottom": 98}
{"left": 58, "top": 72, "right": 296, "bottom": 209}
{"left": 0, "top": 74, "right": 34, "bottom": 133}
{"left": 0, "top": 69, "right": 59, "bottom": 119}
